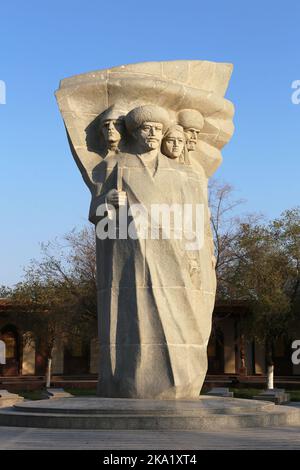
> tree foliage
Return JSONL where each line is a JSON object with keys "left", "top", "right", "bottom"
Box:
{"left": 209, "top": 180, "right": 300, "bottom": 363}
{"left": 9, "top": 226, "right": 97, "bottom": 365}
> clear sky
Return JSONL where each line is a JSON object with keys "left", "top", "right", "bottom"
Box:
{"left": 0, "top": 0, "right": 299, "bottom": 286}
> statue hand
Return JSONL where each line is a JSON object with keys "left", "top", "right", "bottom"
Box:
{"left": 106, "top": 189, "right": 127, "bottom": 207}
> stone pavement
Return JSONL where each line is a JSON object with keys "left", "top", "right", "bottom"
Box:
{"left": 0, "top": 425, "right": 300, "bottom": 450}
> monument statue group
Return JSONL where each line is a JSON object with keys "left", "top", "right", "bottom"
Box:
{"left": 56, "top": 60, "right": 234, "bottom": 399}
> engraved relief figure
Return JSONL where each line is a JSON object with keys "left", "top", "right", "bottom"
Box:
{"left": 177, "top": 109, "right": 204, "bottom": 153}
{"left": 161, "top": 124, "right": 186, "bottom": 163}
{"left": 98, "top": 104, "right": 127, "bottom": 157}
{"left": 125, "top": 104, "right": 170, "bottom": 174}
{"left": 161, "top": 124, "right": 202, "bottom": 285}
{"left": 89, "top": 104, "right": 128, "bottom": 220}
{"left": 177, "top": 108, "right": 216, "bottom": 288}
{"left": 91, "top": 104, "right": 171, "bottom": 221}
{"left": 93, "top": 104, "right": 209, "bottom": 399}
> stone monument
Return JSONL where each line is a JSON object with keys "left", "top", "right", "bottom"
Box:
{"left": 1, "top": 62, "right": 300, "bottom": 434}
{"left": 55, "top": 60, "right": 235, "bottom": 399}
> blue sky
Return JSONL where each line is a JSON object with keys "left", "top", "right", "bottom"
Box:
{"left": 0, "top": 0, "right": 299, "bottom": 286}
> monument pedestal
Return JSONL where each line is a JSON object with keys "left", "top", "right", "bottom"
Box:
{"left": 0, "top": 396, "right": 299, "bottom": 430}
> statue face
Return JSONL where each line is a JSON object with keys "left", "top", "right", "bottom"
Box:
{"left": 134, "top": 121, "right": 164, "bottom": 152}
{"left": 101, "top": 119, "right": 123, "bottom": 147}
{"left": 162, "top": 130, "right": 185, "bottom": 159}
{"left": 184, "top": 127, "right": 200, "bottom": 151}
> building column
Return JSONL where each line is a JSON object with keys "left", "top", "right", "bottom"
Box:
{"left": 223, "top": 318, "right": 236, "bottom": 373}
{"left": 254, "top": 341, "right": 266, "bottom": 374}
{"left": 52, "top": 340, "right": 64, "bottom": 374}
{"left": 21, "top": 332, "right": 36, "bottom": 375}
{"left": 90, "top": 338, "right": 99, "bottom": 374}
{"left": 245, "top": 340, "right": 254, "bottom": 375}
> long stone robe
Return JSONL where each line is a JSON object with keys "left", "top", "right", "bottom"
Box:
{"left": 91, "top": 152, "right": 214, "bottom": 399}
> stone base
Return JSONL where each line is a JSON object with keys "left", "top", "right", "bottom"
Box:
{"left": 206, "top": 387, "right": 234, "bottom": 398}
{"left": 0, "top": 396, "right": 299, "bottom": 430}
{"left": 253, "top": 389, "right": 290, "bottom": 405}
{"left": 0, "top": 390, "right": 23, "bottom": 408}
{"left": 41, "top": 388, "right": 74, "bottom": 399}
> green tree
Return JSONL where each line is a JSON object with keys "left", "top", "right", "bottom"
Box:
{"left": 209, "top": 179, "right": 261, "bottom": 301}
{"left": 271, "top": 207, "right": 300, "bottom": 312}
{"left": 209, "top": 183, "right": 299, "bottom": 387}
{"left": 229, "top": 217, "right": 295, "bottom": 388}
{"left": 11, "top": 226, "right": 97, "bottom": 387}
